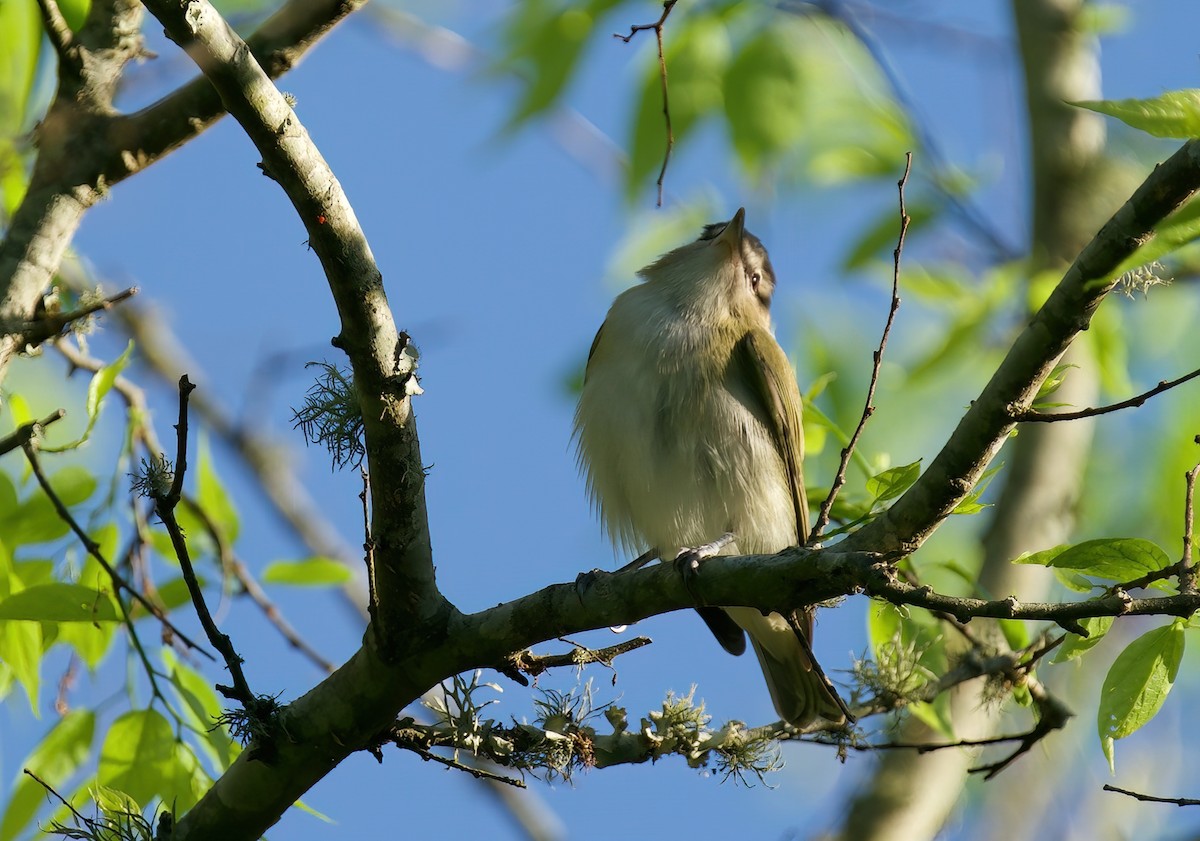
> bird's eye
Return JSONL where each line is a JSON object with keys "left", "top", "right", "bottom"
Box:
{"left": 751, "top": 271, "right": 761, "bottom": 289}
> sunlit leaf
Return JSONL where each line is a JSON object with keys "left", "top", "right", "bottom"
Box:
{"left": 98, "top": 709, "right": 179, "bottom": 807}
{"left": 0, "top": 710, "right": 94, "bottom": 841}
{"left": 262, "top": 557, "right": 353, "bottom": 587}
{"left": 196, "top": 439, "right": 240, "bottom": 545}
{"left": 1073, "top": 90, "right": 1200, "bottom": 139}
{"left": 1098, "top": 622, "right": 1184, "bottom": 772}
{"left": 866, "top": 460, "right": 921, "bottom": 503}
{"left": 0, "top": 583, "right": 119, "bottom": 622}
{"left": 1053, "top": 616, "right": 1114, "bottom": 664}
{"left": 1016, "top": 538, "right": 1172, "bottom": 590}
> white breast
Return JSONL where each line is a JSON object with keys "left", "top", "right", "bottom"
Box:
{"left": 574, "top": 284, "right": 795, "bottom": 559}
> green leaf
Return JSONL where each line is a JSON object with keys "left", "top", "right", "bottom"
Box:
{"left": 723, "top": 25, "right": 807, "bottom": 175}
{"left": 1016, "top": 538, "right": 1172, "bottom": 589}
{"left": 1105, "top": 194, "right": 1200, "bottom": 281}
{"left": 1098, "top": 622, "right": 1184, "bottom": 772}
{"left": 0, "top": 583, "right": 119, "bottom": 622}
{"left": 45, "top": 342, "right": 134, "bottom": 452}
{"left": 0, "top": 0, "right": 41, "bottom": 135}
{"left": 0, "top": 613, "right": 41, "bottom": 714}
{"left": 196, "top": 439, "right": 239, "bottom": 545}
{"left": 56, "top": 0, "right": 90, "bottom": 30}
{"left": 951, "top": 465, "right": 1000, "bottom": 515}
{"left": 499, "top": 0, "right": 622, "bottom": 126}
{"left": 1053, "top": 616, "right": 1114, "bottom": 664}
{"left": 0, "top": 466, "right": 97, "bottom": 546}
{"left": 97, "top": 709, "right": 179, "bottom": 808}
{"left": 163, "top": 648, "right": 240, "bottom": 770}
{"left": 866, "top": 460, "right": 921, "bottom": 503}
{"left": 0, "top": 710, "right": 94, "bottom": 841}
{"left": 842, "top": 201, "right": 936, "bottom": 272}
{"left": 262, "top": 557, "right": 352, "bottom": 587}
{"left": 1073, "top": 90, "right": 1200, "bottom": 139}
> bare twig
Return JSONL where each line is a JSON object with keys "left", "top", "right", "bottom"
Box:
{"left": 811, "top": 152, "right": 911, "bottom": 541}
{"left": 614, "top": 0, "right": 678, "bottom": 206}
{"left": 403, "top": 742, "right": 527, "bottom": 788}
{"left": 19, "top": 287, "right": 137, "bottom": 348}
{"left": 0, "top": 409, "right": 65, "bottom": 457}
{"left": 154, "top": 376, "right": 255, "bottom": 704}
{"left": 1103, "top": 784, "right": 1200, "bottom": 807}
{"left": 1179, "top": 455, "right": 1200, "bottom": 594}
{"left": 361, "top": 467, "right": 378, "bottom": 624}
{"left": 1015, "top": 366, "right": 1200, "bottom": 422}
{"left": 183, "top": 494, "right": 337, "bottom": 674}
{"left": 507, "top": 636, "right": 652, "bottom": 682}
{"left": 967, "top": 676, "right": 1071, "bottom": 779}
{"left": 20, "top": 441, "right": 210, "bottom": 657}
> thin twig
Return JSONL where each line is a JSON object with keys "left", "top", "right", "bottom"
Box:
{"left": 1179, "top": 454, "right": 1200, "bottom": 594}
{"left": 19, "top": 287, "right": 137, "bottom": 348}
{"left": 183, "top": 493, "right": 337, "bottom": 674}
{"left": 811, "top": 152, "right": 911, "bottom": 541}
{"left": 155, "top": 376, "right": 255, "bottom": 704}
{"left": 0, "top": 409, "right": 65, "bottom": 457}
{"left": 967, "top": 675, "right": 1071, "bottom": 780}
{"left": 507, "top": 636, "right": 652, "bottom": 681}
{"left": 22, "top": 769, "right": 89, "bottom": 824}
{"left": 411, "top": 744, "right": 527, "bottom": 787}
{"left": 1015, "top": 366, "right": 1200, "bottom": 423}
{"left": 360, "top": 467, "right": 378, "bottom": 624}
{"left": 20, "top": 441, "right": 211, "bottom": 657}
{"left": 1103, "top": 784, "right": 1200, "bottom": 807}
{"left": 614, "top": 0, "right": 678, "bottom": 206}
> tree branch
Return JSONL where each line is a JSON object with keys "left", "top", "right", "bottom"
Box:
{"left": 848, "top": 138, "right": 1200, "bottom": 555}
{"left": 1015, "top": 365, "right": 1200, "bottom": 422}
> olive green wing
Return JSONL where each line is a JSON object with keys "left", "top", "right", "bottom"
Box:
{"left": 731, "top": 329, "right": 809, "bottom": 544}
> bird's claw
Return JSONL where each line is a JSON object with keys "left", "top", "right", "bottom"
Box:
{"left": 673, "top": 532, "right": 735, "bottom": 605}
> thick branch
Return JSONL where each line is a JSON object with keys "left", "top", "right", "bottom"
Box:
{"left": 140, "top": 0, "right": 442, "bottom": 651}
{"left": 848, "top": 138, "right": 1200, "bottom": 555}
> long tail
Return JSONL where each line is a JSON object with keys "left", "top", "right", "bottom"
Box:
{"left": 724, "top": 607, "right": 850, "bottom": 727}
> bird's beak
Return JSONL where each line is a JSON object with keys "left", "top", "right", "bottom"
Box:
{"left": 714, "top": 207, "right": 746, "bottom": 251}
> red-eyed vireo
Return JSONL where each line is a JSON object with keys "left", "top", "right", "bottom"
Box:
{"left": 574, "top": 208, "right": 846, "bottom": 727}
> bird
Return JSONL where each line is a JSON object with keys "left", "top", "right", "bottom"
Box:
{"left": 573, "top": 208, "right": 847, "bottom": 727}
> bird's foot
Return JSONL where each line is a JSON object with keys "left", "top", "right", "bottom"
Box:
{"left": 673, "top": 532, "right": 735, "bottom": 604}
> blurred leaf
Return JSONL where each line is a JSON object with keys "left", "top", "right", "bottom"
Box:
{"left": 0, "top": 612, "right": 41, "bottom": 714}
{"left": 0, "top": 0, "right": 40, "bottom": 135}
{"left": 841, "top": 201, "right": 935, "bottom": 272}
{"left": 1016, "top": 537, "right": 1172, "bottom": 590}
{"left": 909, "top": 695, "right": 954, "bottom": 740}
{"left": 1104, "top": 194, "right": 1200, "bottom": 281}
{"left": 0, "top": 466, "right": 97, "bottom": 547}
{"left": 163, "top": 648, "right": 240, "bottom": 769}
{"left": 1098, "top": 621, "right": 1184, "bottom": 772}
{"left": 262, "top": 557, "right": 353, "bottom": 587}
{"left": 627, "top": 15, "right": 731, "bottom": 196}
{"left": 0, "top": 583, "right": 119, "bottom": 621}
{"left": 45, "top": 341, "right": 134, "bottom": 453}
{"left": 500, "top": 0, "right": 623, "bottom": 126}
{"left": 1078, "top": 3, "right": 1130, "bottom": 35}
{"left": 723, "top": 16, "right": 909, "bottom": 182}
{"left": 0, "top": 710, "right": 94, "bottom": 841}
{"left": 98, "top": 709, "right": 179, "bottom": 808}
{"left": 723, "top": 24, "right": 806, "bottom": 175}
{"left": 57, "top": 0, "right": 90, "bottom": 30}
{"left": 1053, "top": 616, "right": 1114, "bottom": 663}
{"left": 197, "top": 438, "right": 239, "bottom": 545}
{"left": 1073, "top": 90, "right": 1200, "bottom": 139}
